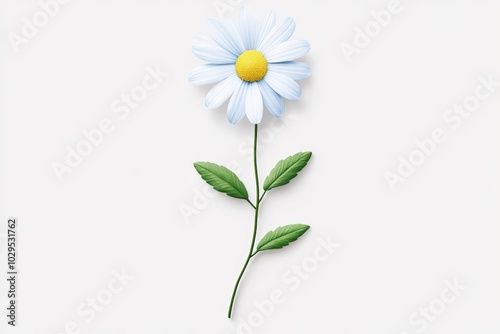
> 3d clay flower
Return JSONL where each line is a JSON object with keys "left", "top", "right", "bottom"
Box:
{"left": 189, "top": 7, "right": 313, "bottom": 318}
{"left": 188, "top": 6, "right": 311, "bottom": 123}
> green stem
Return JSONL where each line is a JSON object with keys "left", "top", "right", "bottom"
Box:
{"left": 228, "top": 124, "right": 260, "bottom": 318}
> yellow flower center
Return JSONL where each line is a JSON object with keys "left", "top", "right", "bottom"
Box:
{"left": 235, "top": 50, "right": 268, "bottom": 82}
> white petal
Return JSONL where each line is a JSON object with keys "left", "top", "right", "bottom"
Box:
{"left": 245, "top": 83, "right": 263, "bottom": 124}
{"left": 207, "top": 18, "right": 245, "bottom": 57}
{"left": 239, "top": 6, "right": 256, "bottom": 50}
{"left": 266, "top": 40, "right": 310, "bottom": 63}
{"left": 258, "top": 17, "right": 295, "bottom": 54}
{"left": 268, "top": 62, "right": 311, "bottom": 80}
{"left": 227, "top": 81, "right": 247, "bottom": 124}
{"left": 188, "top": 64, "right": 235, "bottom": 86}
{"left": 192, "top": 36, "right": 237, "bottom": 64}
{"left": 225, "top": 18, "right": 247, "bottom": 52}
{"left": 255, "top": 11, "right": 276, "bottom": 50}
{"left": 264, "top": 71, "right": 301, "bottom": 101}
{"left": 258, "top": 80, "right": 285, "bottom": 117}
{"left": 205, "top": 74, "right": 240, "bottom": 109}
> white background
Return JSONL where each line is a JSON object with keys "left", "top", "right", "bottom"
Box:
{"left": 1, "top": 0, "right": 500, "bottom": 333}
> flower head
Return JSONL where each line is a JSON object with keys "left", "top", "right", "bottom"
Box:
{"left": 188, "top": 7, "right": 311, "bottom": 124}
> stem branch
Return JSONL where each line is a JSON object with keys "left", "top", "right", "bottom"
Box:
{"left": 259, "top": 190, "right": 267, "bottom": 204}
{"left": 246, "top": 199, "right": 256, "bottom": 210}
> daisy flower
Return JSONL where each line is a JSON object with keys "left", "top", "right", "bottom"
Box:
{"left": 188, "top": 7, "right": 311, "bottom": 124}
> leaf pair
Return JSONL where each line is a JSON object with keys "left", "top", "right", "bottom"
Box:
{"left": 193, "top": 152, "right": 312, "bottom": 200}
{"left": 193, "top": 153, "right": 312, "bottom": 255}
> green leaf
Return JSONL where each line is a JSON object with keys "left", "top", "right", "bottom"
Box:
{"left": 256, "top": 224, "right": 310, "bottom": 252}
{"left": 263, "top": 152, "right": 312, "bottom": 191}
{"left": 193, "top": 162, "right": 248, "bottom": 200}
